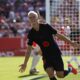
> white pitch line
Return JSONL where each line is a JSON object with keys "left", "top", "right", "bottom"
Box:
{"left": 23, "top": 78, "right": 28, "bottom": 80}
{"left": 22, "top": 74, "right": 47, "bottom": 80}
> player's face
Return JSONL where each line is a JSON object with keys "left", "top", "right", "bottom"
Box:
{"left": 28, "top": 14, "right": 38, "bottom": 23}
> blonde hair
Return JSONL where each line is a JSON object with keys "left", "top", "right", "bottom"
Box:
{"left": 28, "top": 11, "right": 38, "bottom": 18}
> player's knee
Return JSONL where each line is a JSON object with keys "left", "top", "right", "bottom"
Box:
{"left": 48, "top": 73, "right": 54, "bottom": 77}
{"left": 56, "top": 71, "right": 64, "bottom": 78}
{"left": 46, "top": 70, "right": 55, "bottom": 77}
{"left": 45, "top": 68, "right": 55, "bottom": 77}
{"left": 56, "top": 74, "right": 64, "bottom": 78}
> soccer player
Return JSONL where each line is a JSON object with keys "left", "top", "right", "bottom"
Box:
{"left": 60, "top": 18, "right": 80, "bottom": 70}
{"left": 68, "top": 26, "right": 80, "bottom": 69}
{"left": 19, "top": 11, "right": 79, "bottom": 80}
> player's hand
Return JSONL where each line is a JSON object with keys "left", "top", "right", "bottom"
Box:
{"left": 19, "top": 64, "right": 27, "bottom": 73}
{"left": 71, "top": 41, "right": 79, "bottom": 48}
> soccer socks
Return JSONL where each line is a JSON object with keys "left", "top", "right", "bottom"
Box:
{"left": 68, "top": 63, "right": 77, "bottom": 74}
{"left": 64, "top": 62, "right": 78, "bottom": 77}
{"left": 50, "top": 77, "right": 57, "bottom": 80}
{"left": 69, "top": 56, "right": 80, "bottom": 66}
{"left": 30, "top": 54, "right": 41, "bottom": 70}
{"left": 64, "top": 70, "right": 70, "bottom": 77}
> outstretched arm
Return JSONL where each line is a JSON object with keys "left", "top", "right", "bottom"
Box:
{"left": 56, "top": 32, "right": 79, "bottom": 47}
{"left": 19, "top": 45, "right": 32, "bottom": 72}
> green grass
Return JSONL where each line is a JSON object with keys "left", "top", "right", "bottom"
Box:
{"left": 0, "top": 56, "right": 80, "bottom": 80}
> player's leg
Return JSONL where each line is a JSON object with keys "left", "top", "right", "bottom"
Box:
{"left": 43, "top": 55, "right": 73, "bottom": 79}
{"left": 73, "top": 48, "right": 80, "bottom": 68}
{"left": 68, "top": 48, "right": 80, "bottom": 68}
{"left": 43, "top": 59, "right": 57, "bottom": 80}
{"left": 46, "top": 67, "right": 57, "bottom": 80}
{"left": 67, "top": 47, "right": 80, "bottom": 71}
{"left": 67, "top": 47, "right": 77, "bottom": 62}
{"left": 30, "top": 52, "right": 41, "bottom": 74}
{"left": 43, "top": 56, "right": 77, "bottom": 80}
{"left": 55, "top": 56, "right": 70, "bottom": 78}
{"left": 55, "top": 55, "right": 77, "bottom": 78}
{"left": 68, "top": 55, "right": 75, "bottom": 62}
{"left": 56, "top": 68, "right": 77, "bottom": 78}
{"left": 30, "top": 54, "right": 40, "bottom": 70}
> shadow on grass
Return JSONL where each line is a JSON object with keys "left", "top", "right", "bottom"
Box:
{"left": 18, "top": 74, "right": 38, "bottom": 78}
{"left": 30, "top": 75, "right": 47, "bottom": 80}
{"left": 18, "top": 74, "right": 47, "bottom": 80}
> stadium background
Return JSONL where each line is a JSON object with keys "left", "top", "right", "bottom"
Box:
{"left": 0, "top": 0, "right": 80, "bottom": 56}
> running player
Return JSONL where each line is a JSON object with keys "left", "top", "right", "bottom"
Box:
{"left": 69, "top": 25, "right": 80, "bottom": 69}
{"left": 19, "top": 11, "right": 80, "bottom": 80}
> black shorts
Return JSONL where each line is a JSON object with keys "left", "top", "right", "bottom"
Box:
{"left": 43, "top": 55, "right": 64, "bottom": 71}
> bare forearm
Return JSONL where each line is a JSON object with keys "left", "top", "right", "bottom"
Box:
{"left": 24, "top": 52, "right": 30, "bottom": 64}
{"left": 56, "top": 33, "right": 72, "bottom": 44}
{"left": 23, "top": 46, "right": 32, "bottom": 65}
{"left": 56, "top": 33, "right": 80, "bottom": 48}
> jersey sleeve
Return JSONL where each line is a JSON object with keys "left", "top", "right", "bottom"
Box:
{"left": 46, "top": 24, "right": 57, "bottom": 35}
{"left": 27, "top": 31, "right": 34, "bottom": 46}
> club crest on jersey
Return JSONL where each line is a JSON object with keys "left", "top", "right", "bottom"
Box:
{"left": 42, "top": 41, "right": 50, "bottom": 47}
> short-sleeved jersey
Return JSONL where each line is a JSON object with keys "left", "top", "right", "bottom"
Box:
{"left": 27, "top": 23, "right": 62, "bottom": 59}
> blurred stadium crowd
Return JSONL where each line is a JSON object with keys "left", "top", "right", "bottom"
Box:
{"left": 0, "top": 0, "right": 80, "bottom": 44}
{"left": 0, "top": 0, "right": 45, "bottom": 37}
{"left": 0, "top": 0, "right": 80, "bottom": 55}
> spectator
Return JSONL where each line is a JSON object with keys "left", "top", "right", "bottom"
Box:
{"left": 68, "top": 24, "right": 80, "bottom": 69}
{"left": 58, "top": 0, "right": 79, "bottom": 27}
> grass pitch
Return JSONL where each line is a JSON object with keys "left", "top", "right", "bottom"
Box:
{"left": 0, "top": 56, "right": 80, "bottom": 80}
